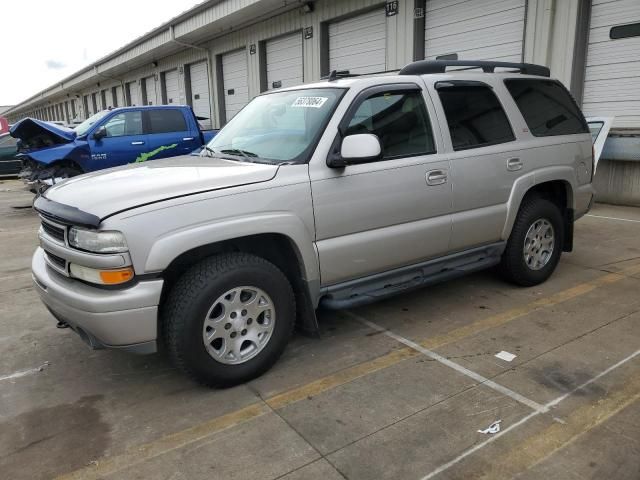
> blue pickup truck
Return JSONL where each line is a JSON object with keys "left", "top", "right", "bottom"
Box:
{"left": 11, "top": 105, "right": 217, "bottom": 191}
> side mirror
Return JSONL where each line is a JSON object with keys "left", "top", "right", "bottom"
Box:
{"left": 327, "top": 133, "right": 382, "bottom": 168}
{"left": 92, "top": 125, "right": 107, "bottom": 140}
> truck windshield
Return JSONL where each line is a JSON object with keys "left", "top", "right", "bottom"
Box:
{"left": 205, "top": 88, "right": 345, "bottom": 164}
{"left": 75, "top": 110, "right": 110, "bottom": 136}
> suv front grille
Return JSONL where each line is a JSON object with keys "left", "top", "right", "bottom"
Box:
{"left": 45, "top": 251, "right": 67, "bottom": 270}
{"left": 41, "top": 220, "right": 66, "bottom": 243}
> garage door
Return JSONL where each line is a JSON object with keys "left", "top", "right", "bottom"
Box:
{"left": 266, "top": 32, "right": 303, "bottom": 90}
{"left": 113, "top": 85, "right": 125, "bottom": 108}
{"left": 328, "top": 8, "right": 386, "bottom": 74}
{"left": 221, "top": 49, "right": 249, "bottom": 122}
{"left": 582, "top": 0, "right": 640, "bottom": 129}
{"left": 189, "top": 61, "right": 212, "bottom": 129}
{"left": 163, "top": 69, "right": 179, "bottom": 104}
{"left": 144, "top": 76, "right": 158, "bottom": 105}
{"left": 425, "top": 0, "right": 526, "bottom": 62}
{"left": 127, "top": 81, "right": 141, "bottom": 106}
{"left": 83, "top": 95, "right": 91, "bottom": 118}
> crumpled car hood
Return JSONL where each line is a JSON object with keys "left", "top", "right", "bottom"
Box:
{"left": 43, "top": 155, "right": 279, "bottom": 220}
{"left": 10, "top": 118, "right": 76, "bottom": 144}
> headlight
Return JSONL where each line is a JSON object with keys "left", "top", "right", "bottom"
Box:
{"left": 68, "top": 227, "right": 128, "bottom": 253}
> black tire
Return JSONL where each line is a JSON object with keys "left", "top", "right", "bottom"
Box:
{"left": 499, "top": 196, "right": 564, "bottom": 287}
{"left": 163, "top": 253, "right": 295, "bottom": 387}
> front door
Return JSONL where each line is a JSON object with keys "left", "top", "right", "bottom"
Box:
{"left": 310, "top": 84, "right": 453, "bottom": 286}
{"left": 88, "top": 110, "right": 147, "bottom": 170}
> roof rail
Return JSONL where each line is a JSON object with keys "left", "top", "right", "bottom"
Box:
{"left": 322, "top": 70, "right": 360, "bottom": 81}
{"left": 398, "top": 60, "right": 550, "bottom": 77}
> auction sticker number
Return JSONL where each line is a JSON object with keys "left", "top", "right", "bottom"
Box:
{"left": 292, "top": 96, "right": 328, "bottom": 108}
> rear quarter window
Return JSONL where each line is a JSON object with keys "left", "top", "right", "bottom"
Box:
{"left": 504, "top": 79, "right": 589, "bottom": 137}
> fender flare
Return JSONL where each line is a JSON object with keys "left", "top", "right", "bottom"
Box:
{"left": 144, "top": 212, "right": 320, "bottom": 291}
{"left": 502, "top": 167, "right": 577, "bottom": 240}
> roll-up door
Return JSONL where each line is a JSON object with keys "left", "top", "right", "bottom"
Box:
{"left": 221, "top": 49, "right": 249, "bottom": 122}
{"left": 424, "top": 0, "right": 525, "bottom": 62}
{"left": 113, "top": 85, "right": 125, "bottom": 107}
{"left": 143, "top": 76, "right": 158, "bottom": 105}
{"left": 83, "top": 95, "right": 91, "bottom": 118}
{"left": 582, "top": 0, "right": 640, "bottom": 129}
{"left": 328, "top": 8, "right": 386, "bottom": 74}
{"left": 265, "top": 32, "right": 303, "bottom": 90}
{"left": 127, "top": 81, "right": 141, "bottom": 106}
{"left": 189, "top": 61, "right": 212, "bottom": 129}
{"left": 163, "top": 69, "right": 179, "bottom": 104}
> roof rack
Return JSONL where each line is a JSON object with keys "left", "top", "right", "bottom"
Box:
{"left": 322, "top": 70, "right": 360, "bottom": 81}
{"left": 398, "top": 60, "right": 550, "bottom": 77}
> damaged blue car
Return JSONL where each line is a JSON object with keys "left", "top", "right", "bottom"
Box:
{"left": 11, "top": 105, "right": 217, "bottom": 191}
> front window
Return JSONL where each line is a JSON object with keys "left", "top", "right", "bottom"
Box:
{"left": 103, "top": 111, "right": 143, "bottom": 137}
{"left": 75, "top": 110, "right": 110, "bottom": 136}
{"left": 205, "top": 88, "right": 345, "bottom": 164}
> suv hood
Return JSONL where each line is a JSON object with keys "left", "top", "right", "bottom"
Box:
{"left": 43, "top": 155, "right": 279, "bottom": 220}
{"left": 10, "top": 118, "right": 76, "bottom": 145}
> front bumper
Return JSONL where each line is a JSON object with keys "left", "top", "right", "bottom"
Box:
{"left": 32, "top": 247, "right": 163, "bottom": 354}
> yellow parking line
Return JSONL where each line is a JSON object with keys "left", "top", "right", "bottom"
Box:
{"left": 53, "top": 263, "right": 640, "bottom": 480}
{"left": 472, "top": 371, "right": 640, "bottom": 480}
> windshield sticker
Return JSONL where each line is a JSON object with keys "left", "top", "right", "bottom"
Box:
{"left": 292, "top": 96, "right": 328, "bottom": 108}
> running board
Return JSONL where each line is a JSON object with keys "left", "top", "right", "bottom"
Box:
{"left": 319, "top": 242, "right": 505, "bottom": 310}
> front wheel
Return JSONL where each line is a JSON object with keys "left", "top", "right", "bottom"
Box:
{"left": 163, "top": 253, "right": 295, "bottom": 387}
{"left": 499, "top": 196, "right": 564, "bottom": 286}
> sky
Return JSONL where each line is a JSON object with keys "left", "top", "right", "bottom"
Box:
{"left": 0, "top": 0, "right": 202, "bottom": 106}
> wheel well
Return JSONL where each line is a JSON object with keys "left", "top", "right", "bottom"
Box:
{"left": 523, "top": 180, "right": 574, "bottom": 252}
{"left": 159, "top": 234, "right": 319, "bottom": 336}
{"left": 50, "top": 159, "right": 84, "bottom": 173}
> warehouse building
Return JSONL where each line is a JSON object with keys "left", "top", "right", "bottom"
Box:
{"left": 4, "top": 0, "right": 640, "bottom": 203}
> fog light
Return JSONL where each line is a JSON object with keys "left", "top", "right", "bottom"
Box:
{"left": 70, "top": 264, "right": 134, "bottom": 285}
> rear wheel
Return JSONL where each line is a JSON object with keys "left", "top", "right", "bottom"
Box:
{"left": 499, "top": 196, "right": 564, "bottom": 286}
{"left": 163, "top": 253, "right": 295, "bottom": 387}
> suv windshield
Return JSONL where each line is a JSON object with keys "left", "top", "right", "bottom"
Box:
{"left": 75, "top": 110, "right": 110, "bottom": 136}
{"left": 206, "top": 88, "right": 345, "bottom": 164}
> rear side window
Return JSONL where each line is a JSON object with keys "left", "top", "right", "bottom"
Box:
{"left": 437, "top": 84, "right": 515, "bottom": 151}
{"left": 504, "top": 79, "right": 588, "bottom": 137}
{"left": 345, "top": 90, "right": 436, "bottom": 159}
{"left": 146, "top": 109, "right": 187, "bottom": 134}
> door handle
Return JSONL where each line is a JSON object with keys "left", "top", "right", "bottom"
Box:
{"left": 131, "top": 141, "right": 145, "bottom": 145}
{"left": 426, "top": 169, "right": 448, "bottom": 186}
{"left": 507, "top": 157, "right": 523, "bottom": 171}
{"left": 182, "top": 137, "right": 194, "bottom": 141}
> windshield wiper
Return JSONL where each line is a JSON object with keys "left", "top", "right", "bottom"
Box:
{"left": 219, "top": 148, "right": 258, "bottom": 158}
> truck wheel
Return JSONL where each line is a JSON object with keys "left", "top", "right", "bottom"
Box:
{"left": 163, "top": 253, "right": 295, "bottom": 387}
{"left": 499, "top": 196, "right": 564, "bottom": 287}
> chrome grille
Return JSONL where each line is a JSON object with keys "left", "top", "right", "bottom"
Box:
{"left": 41, "top": 219, "right": 66, "bottom": 243}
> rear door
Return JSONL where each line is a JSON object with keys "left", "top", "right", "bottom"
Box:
{"left": 143, "top": 108, "right": 200, "bottom": 160}
{"left": 587, "top": 116, "right": 614, "bottom": 171}
{"left": 435, "top": 80, "right": 521, "bottom": 252}
{"left": 86, "top": 110, "right": 147, "bottom": 170}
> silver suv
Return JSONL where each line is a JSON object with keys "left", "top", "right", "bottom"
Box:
{"left": 31, "top": 60, "right": 594, "bottom": 386}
